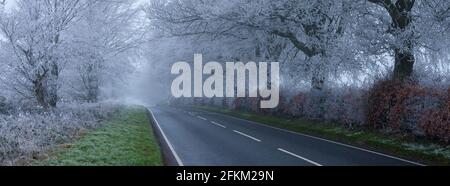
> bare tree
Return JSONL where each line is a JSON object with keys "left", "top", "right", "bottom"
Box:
{"left": 64, "top": 0, "right": 142, "bottom": 102}
{"left": 0, "top": 0, "right": 84, "bottom": 108}
{"left": 367, "top": 0, "right": 416, "bottom": 80}
{"left": 360, "top": 0, "right": 450, "bottom": 81}
{"left": 145, "top": 0, "right": 353, "bottom": 91}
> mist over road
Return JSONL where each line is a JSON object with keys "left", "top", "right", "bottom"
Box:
{"left": 149, "top": 106, "right": 423, "bottom": 166}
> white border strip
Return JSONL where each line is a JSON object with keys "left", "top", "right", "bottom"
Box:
{"left": 148, "top": 108, "right": 184, "bottom": 166}
{"left": 204, "top": 111, "right": 425, "bottom": 166}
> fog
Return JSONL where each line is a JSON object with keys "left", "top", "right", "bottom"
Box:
{"left": 1, "top": 0, "right": 450, "bottom": 166}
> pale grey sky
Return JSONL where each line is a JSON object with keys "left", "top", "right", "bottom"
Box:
{"left": 4, "top": 0, "right": 17, "bottom": 11}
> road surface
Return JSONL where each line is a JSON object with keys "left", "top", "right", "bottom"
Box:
{"left": 149, "top": 106, "right": 423, "bottom": 166}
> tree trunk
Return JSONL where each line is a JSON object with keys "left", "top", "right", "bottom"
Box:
{"left": 86, "top": 74, "right": 99, "bottom": 103}
{"left": 33, "top": 75, "right": 49, "bottom": 109}
{"left": 393, "top": 48, "right": 415, "bottom": 80}
{"left": 48, "top": 34, "right": 61, "bottom": 107}
{"left": 311, "top": 72, "right": 325, "bottom": 91}
{"left": 48, "top": 61, "right": 59, "bottom": 107}
{"left": 222, "top": 97, "right": 227, "bottom": 108}
{"left": 311, "top": 61, "right": 326, "bottom": 91}
{"left": 369, "top": 0, "right": 416, "bottom": 80}
{"left": 87, "top": 84, "right": 99, "bottom": 102}
{"left": 310, "top": 61, "right": 327, "bottom": 119}
{"left": 392, "top": 0, "right": 415, "bottom": 80}
{"left": 82, "top": 62, "right": 100, "bottom": 103}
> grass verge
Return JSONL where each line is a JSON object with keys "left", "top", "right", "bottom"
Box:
{"left": 194, "top": 105, "right": 450, "bottom": 165}
{"left": 37, "top": 106, "right": 163, "bottom": 166}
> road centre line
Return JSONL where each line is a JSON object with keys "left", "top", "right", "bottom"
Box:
{"left": 233, "top": 130, "right": 262, "bottom": 142}
{"left": 278, "top": 148, "right": 322, "bottom": 166}
{"left": 210, "top": 121, "right": 226, "bottom": 128}
{"left": 197, "top": 116, "right": 208, "bottom": 121}
{"left": 205, "top": 111, "right": 424, "bottom": 166}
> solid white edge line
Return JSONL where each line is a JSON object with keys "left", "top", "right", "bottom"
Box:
{"left": 205, "top": 111, "right": 425, "bottom": 166}
{"left": 148, "top": 108, "right": 184, "bottom": 166}
{"left": 278, "top": 148, "right": 322, "bottom": 166}
{"left": 197, "top": 116, "right": 208, "bottom": 121}
{"left": 210, "top": 121, "right": 227, "bottom": 128}
{"left": 233, "top": 130, "right": 262, "bottom": 142}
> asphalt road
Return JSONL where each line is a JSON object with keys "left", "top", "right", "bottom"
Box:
{"left": 149, "top": 106, "right": 424, "bottom": 166}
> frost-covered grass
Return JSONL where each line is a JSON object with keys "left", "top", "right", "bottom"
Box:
{"left": 0, "top": 102, "right": 121, "bottom": 166}
{"left": 38, "top": 106, "right": 163, "bottom": 166}
{"left": 402, "top": 143, "right": 450, "bottom": 161}
{"left": 195, "top": 105, "right": 450, "bottom": 165}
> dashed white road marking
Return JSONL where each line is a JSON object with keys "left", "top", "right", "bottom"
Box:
{"left": 210, "top": 121, "right": 227, "bottom": 128}
{"left": 233, "top": 130, "right": 262, "bottom": 142}
{"left": 278, "top": 148, "right": 322, "bottom": 166}
{"left": 207, "top": 112, "right": 425, "bottom": 166}
{"left": 197, "top": 116, "right": 208, "bottom": 121}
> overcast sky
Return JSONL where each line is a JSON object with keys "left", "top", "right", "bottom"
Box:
{"left": 3, "top": 0, "right": 16, "bottom": 11}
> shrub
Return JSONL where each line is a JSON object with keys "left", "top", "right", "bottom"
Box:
{"left": 303, "top": 90, "right": 327, "bottom": 120}
{"left": 420, "top": 88, "right": 450, "bottom": 144}
{"left": 232, "top": 98, "right": 243, "bottom": 110}
{"left": 366, "top": 79, "right": 446, "bottom": 133}
{"left": 0, "top": 102, "right": 121, "bottom": 166}
{"left": 332, "top": 89, "right": 366, "bottom": 127}
{"left": 249, "top": 97, "right": 260, "bottom": 113}
{"left": 288, "top": 92, "right": 306, "bottom": 117}
{"left": 281, "top": 88, "right": 365, "bottom": 127}
{"left": 366, "top": 79, "right": 402, "bottom": 130}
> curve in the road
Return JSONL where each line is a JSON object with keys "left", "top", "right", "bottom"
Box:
{"left": 148, "top": 106, "right": 424, "bottom": 166}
